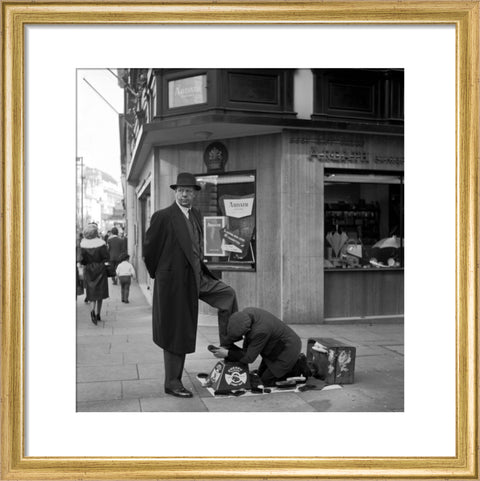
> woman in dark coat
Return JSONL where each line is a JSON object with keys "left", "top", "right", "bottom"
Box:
{"left": 80, "top": 223, "right": 109, "bottom": 325}
{"left": 213, "top": 307, "right": 310, "bottom": 387}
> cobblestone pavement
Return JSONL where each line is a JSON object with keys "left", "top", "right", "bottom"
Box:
{"left": 76, "top": 280, "right": 404, "bottom": 412}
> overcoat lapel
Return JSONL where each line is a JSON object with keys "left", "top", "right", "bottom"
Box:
{"left": 169, "top": 203, "right": 196, "bottom": 270}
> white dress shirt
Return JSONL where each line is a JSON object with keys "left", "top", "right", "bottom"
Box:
{"left": 176, "top": 200, "right": 191, "bottom": 219}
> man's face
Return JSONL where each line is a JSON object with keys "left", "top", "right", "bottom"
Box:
{"left": 175, "top": 187, "right": 196, "bottom": 208}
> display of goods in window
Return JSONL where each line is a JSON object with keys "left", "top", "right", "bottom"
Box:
{"left": 306, "top": 338, "right": 356, "bottom": 384}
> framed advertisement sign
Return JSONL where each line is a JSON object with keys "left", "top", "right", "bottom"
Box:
{"left": 203, "top": 216, "right": 227, "bottom": 256}
{"left": 196, "top": 172, "right": 256, "bottom": 271}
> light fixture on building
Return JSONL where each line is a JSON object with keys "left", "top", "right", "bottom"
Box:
{"left": 194, "top": 130, "right": 213, "bottom": 140}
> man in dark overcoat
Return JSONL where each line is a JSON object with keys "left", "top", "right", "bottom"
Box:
{"left": 212, "top": 307, "right": 310, "bottom": 387}
{"left": 143, "top": 172, "right": 238, "bottom": 398}
{"left": 107, "top": 227, "right": 127, "bottom": 285}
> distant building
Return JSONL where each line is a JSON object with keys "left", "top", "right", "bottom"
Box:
{"left": 79, "top": 165, "right": 124, "bottom": 234}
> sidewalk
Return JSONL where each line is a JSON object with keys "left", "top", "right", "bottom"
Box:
{"left": 76, "top": 280, "right": 404, "bottom": 412}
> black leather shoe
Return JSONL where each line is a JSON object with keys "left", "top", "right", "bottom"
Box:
{"left": 90, "top": 310, "right": 97, "bottom": 325}
{"left": 165, "top": 387, "right": 193, "bottom": 398}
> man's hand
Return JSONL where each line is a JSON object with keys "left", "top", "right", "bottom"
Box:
{"left": 213, "top": 347, "right": 228, "bottom": 359}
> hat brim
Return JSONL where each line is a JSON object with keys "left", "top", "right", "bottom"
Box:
{"left": 170, "top": 184, "right": 201, "bottom": 191}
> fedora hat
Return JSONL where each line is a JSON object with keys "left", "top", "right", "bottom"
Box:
{"left": 170, "top": 172, "right": 201, "bottom": 191}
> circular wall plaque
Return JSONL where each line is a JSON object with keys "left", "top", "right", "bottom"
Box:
{"left": 204, "top": 142, "right": 228, "bottom": 172}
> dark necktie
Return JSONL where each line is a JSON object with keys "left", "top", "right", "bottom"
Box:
{"left": 187, "top": 209, "right": 196, "bottom": 232}
{"left": 188, "top": 210, "right": 199, "bottom": 244}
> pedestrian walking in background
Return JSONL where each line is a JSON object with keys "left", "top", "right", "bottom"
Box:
{"left": 80, "top": 223, "right": 109, "bottom": 325}
{"left": 116, "top": 253, "right": 136, "bottom": 303}
{"left": 119, "top": 230, "right": 128, "bottom": 249}
{"left": 212, "top": 307, "right": 311, "bottom": 387}
{"left": 76, "top": 232, "right": 85, "bottom": 298}
{"left": 107, "top": 227, "right": 126, "bottom": 285}
{"left": 143, "top": 172, "right": 238, "bottom": 399}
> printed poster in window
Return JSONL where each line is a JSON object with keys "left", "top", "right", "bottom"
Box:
{"left": 219, "top": 194, "right": 255, "bottom": 262}
{"left": 204, "top": 216, "right": 228, "bottom": 257}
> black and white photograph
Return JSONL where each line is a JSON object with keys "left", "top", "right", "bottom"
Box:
{"left": 76, "top": 68, "right": 404, "bottom": 412}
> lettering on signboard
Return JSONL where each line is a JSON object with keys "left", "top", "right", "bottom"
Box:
{"left": 289, "top": 135, "right": 404, "bottom": 168}
{"left": 289, "top": 136, "right": 364, "bottom": 147}
{"left": 374, "top": 155, "right": 404, "bottom": 166}
{"left": 175, "top": 85, "right": 202, "bottom": 97}
{"left": 224, "top": 197, "right": 254, "bottom": 218}
{"left": 308, "top": 147, "right": 369, "bottom": 164}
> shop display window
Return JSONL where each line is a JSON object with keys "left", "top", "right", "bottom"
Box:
{"left": 195, "top": 172, "right": 256, "bottom": 271}
{"left": 324, "top": 170, "right": 404, "bottom": 269}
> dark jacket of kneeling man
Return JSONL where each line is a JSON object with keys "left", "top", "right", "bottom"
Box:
{"left": 224, "top": 307, "right": 302, "bottom": 381}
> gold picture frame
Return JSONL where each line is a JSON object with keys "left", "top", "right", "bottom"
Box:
{"left": 1, "top": 1, "right": 478, "bottom": 479}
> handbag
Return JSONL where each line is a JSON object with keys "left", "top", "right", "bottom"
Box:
{"left": 104, "top": 262, "right": 116, "bottom": 277}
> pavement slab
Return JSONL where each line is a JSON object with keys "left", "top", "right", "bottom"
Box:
{"left": 77, "top": 334, "right": 127, "bottom": 345}
{"left": 304, "top": 388, "right": 379, "bottom": 412}
{"left": 77, "top": 343, "right": 111, "bottom": 355}
{"left": 140, "top": 396, "right": 208, "bottom": 412}
{"left": 123, "top": 350, "right": 164, "bottom": 364}
{"left": 202, "top": 392, "right": 316, "bottom": 412}
{"left": 122, "top": 378, "right": 165, "bottom": 399}
{"left": 76, "top": 399, "right": 142, "bottom": 412}
{"left": 109, "top": 341, "right": 159, "bottom": 354}
{"left": 76, "top": 350, "right": 124, "bottom": 366}
{"left": 77, "top": 364, "right": 139, "bottom": 383}
{"left": 137, "top": 362, "right": 165, "bottom": 380}
{"left": 77, "top": 380, "right": 122, "bottom": 402}
{"left": 77, "top": 325, "right": 114, "bottom": 336}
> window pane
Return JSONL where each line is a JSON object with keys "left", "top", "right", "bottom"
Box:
{"left": 324, "top": 173, "right": 403, "bottom": 269}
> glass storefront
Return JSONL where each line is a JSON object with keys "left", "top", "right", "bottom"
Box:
{"left": 324, "top": 170, "right": 404, "bottom": 269}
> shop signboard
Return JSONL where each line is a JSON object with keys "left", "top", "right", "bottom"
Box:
{"left": 168, "top": 74, "right": 207, "bottom": 108}
{"left": 288, "top": 131, "right": 404, "bottom": 172}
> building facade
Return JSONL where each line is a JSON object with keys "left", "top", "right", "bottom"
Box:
{"left": 77, "top": 162, "right": 125, "bottom": 235}
{"left": 119, "top": 68, "right": 404, "bottom": 324}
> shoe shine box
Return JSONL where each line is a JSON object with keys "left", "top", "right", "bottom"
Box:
{"left": 207, "top": 361, "right": 251, "bottom": 394}
{"left": 306, "top": 338, "right": 356, "bottom": 384}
